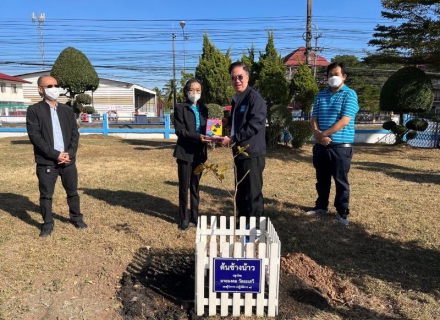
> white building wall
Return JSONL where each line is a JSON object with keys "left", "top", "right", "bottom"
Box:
{"left": 16, "top": 71, "right": 155, "bottom": 119}
{"left": 84, "top": 78, "right": 134, "bottom": 119}
{"left": 0, "top": 80, "right": 31, "bottom": 104}
{"left": 19, "top": 72, "right": 69, "bottom": 105}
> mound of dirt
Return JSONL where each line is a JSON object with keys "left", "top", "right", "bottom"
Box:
{"left": 281, "top": 252, "right": 356, "bottom": 304}
{"left": 118, "top": 250, "right": 396, "bottom": 319}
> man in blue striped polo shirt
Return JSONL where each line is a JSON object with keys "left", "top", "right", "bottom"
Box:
{"left": 307, "top": 62, "right": 359, "bottom": 225}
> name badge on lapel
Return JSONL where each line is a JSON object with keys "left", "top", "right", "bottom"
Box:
{"left": 240, "top": 105, "right": 246, "bottom": 113}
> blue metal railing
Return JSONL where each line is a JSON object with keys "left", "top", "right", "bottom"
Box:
{"left": 0, "top": 114, "right": 175, "bottom": 139}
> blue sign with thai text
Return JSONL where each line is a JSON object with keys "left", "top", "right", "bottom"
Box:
{"left": 213, "top": 258, "right": 262, "bottom": 293}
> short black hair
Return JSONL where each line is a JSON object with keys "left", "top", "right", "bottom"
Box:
{"left": 229, "top": 61, "right": 249, "bottom": 74}
{"left": 183, "top": 78, "right": 203, "bottom": 99}
{"left": 326, "top": 62, "right": 346, "bottom": 77}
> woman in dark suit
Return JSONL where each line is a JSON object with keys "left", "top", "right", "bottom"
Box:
{"left": 173, "top": 78, "right": 210, "bottom": 231}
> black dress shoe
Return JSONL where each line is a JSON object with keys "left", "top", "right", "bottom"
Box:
{"left": 189, "top": 222, "right": 197, "bottom": 228}
{"left": 39, "top": 227, "right": 53, "bottom": 237}
{"left": 179, "top": 224, "right": 189, "bottom": 231}
{"left": 70, "top": 220, "right": 88, "bottom": 229}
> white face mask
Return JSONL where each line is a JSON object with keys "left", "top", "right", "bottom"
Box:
{"left": 44, "top": 87, "right": 60, "bottom": 101}
{"left": 188, "top": 93, "right": 201, "bottom": 104}
{"left": 328, "top": 76, "right": 343, "bottom": 88}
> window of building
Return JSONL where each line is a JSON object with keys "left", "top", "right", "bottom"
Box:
{"left": 11, "top": 84, "right": 17, "bottom": 94}
{"left": 0, "top": 83, "right": 5, "bottom": 93}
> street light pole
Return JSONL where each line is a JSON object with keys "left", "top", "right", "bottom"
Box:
{"left": 180, "top": 21, "right": 186, "bottom": 74}
{"left": 31, "top": 12, "right": 46, "bottom": 70}
{"left": 172, "top": 33, "right": 177, "bottom": 111}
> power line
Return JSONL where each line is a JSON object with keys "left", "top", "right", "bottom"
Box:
{"left": 0, "top": 15, "right": 387, "bottom": 88}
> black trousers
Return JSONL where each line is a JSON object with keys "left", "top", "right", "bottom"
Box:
{"left": 36, "top": 163, "right": 82, "bottom": 228}
{"left": 234, "top": 156, "right": 265, "bottom": 223}
{"left": 177, "top": 157, "right": 203, "bottom": 227}
{"left": 312, "top": 144, "right": 353, "bottom": 214}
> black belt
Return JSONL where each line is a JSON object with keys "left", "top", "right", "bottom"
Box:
{"left": 327, "top": 143, "right": 352, "bottom": 148}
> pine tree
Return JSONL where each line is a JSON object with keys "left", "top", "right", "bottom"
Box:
{"left": 289, "top": 64, "right": 318, "bottom": 115}
{"left": 195, "top": 34, "right": 234, "bottom": 105}
{"left": 255, "top": 31, "right": 289, "bottom": 107}
{"left": 241, "top": 44, "right": 259, "bottom": 87}
{"left": 367, "top": 0, "right": 440, "bottom": 66}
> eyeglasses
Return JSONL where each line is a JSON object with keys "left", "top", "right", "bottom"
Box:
{"left": 231, "top": 74, "right": 245, "bottom": 82}
{"left": 188, "top": 89, "right": 201, "bottom": 93}
{"left": 42, "top": 84, "right": 60, "bottom": 88}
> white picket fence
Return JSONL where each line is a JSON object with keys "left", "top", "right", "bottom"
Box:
{"left": 195, "top": 215, "right": 281, "bottom": 317}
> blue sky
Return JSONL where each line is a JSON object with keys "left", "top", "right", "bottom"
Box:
{"left": 0, "top": 0, "right": 387, "bottom": 89}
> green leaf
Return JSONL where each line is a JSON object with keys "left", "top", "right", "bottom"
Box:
{"left": 193, "top": 164, "right": 205, "bottom": 175}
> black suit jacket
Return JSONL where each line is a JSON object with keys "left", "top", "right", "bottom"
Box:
{"left": 228, "top": 86, "right": 267, "bottom": 159}
{"left": 26, "top": 100, "right": 79, "bottom": 166}
{"left": 173, "top": 100, "right": 208, "bottom": 163}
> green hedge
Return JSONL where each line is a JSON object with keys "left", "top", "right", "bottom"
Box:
{"left": 290, "top": 121, "right": 313, "bottom": 149}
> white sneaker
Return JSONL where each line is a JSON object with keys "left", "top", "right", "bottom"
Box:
{"left": 336, "top": 213, "right": 349, "bottom": 225}
{"left": 306, "top": 208, "right": 329, "bottom": 215}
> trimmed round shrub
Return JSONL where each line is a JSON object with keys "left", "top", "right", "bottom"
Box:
{"left": 290, "top": 120, "right": 313, "bottom": 148}
{"left": 266, "top": 104, "right": 293, "bottom": 149}
{"left": 380, "top": 66, "right": 433, "bottom": 113}
{"left": 76, "top": 93, "right": 92, "bottom": 105}
{"left": 391, "top": 125, "right": 407, "bottom": 136}
{"left": 51, "top": 47, "right": 99, "bottom": 97}
{"left": 382, "top": 120, "right": 397, "bottom": 130}
{"left": 406, "top": 118, "right": 429, "bottom": 131}
{"left": 206, "top": 103, "right": 224, "bottom": 119}
{"left": 83, "top": 106, "right": 96, "bottom": 114}
{"left": 406, "top": 131, "right": 418, "bottom": 140}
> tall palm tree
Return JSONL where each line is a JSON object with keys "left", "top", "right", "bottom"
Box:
{"left": 162, "top": 79, "right": 177, "bottom": 109}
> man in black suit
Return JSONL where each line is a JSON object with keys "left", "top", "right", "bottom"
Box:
{"left": 221, "top": 62, "right": 267, "bottom": 227}
{"left": 26, "top": 75, "right": 87, "bottom": 237}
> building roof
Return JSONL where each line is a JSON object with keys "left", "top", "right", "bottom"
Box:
{"left": 0, "top": 72, "right": 31, "bottom": 84}
{"left": 13, "top": 70, "right": 155, "bottom": 95}
{"left": 283, "top": 47, "right": 329, "bottom": 67}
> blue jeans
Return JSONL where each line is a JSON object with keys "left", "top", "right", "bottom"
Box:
{"left": 312, "top": 144, "right": 353, "bottom": 214}
{"left": 36, "top": 163, "right": 82, "bottom": 228}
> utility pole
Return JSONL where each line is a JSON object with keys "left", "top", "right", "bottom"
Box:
{"left": 305, "top": 0, "right": 313, "bottom": 66}
{"left": 31, "top": 12, "right": 45, "bottom": 70}
{"left": 313, "top": 26, "right": 322, "bottom": 78}
{"left": 172, "top": 33, "right": 177, "bottom": 111}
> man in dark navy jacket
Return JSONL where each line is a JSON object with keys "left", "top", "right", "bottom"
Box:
{"left": 26, "top": 75, "right": 87, "bottom": 237}
{"left": 222, "top": 62, "right": 267, "bottom": 226}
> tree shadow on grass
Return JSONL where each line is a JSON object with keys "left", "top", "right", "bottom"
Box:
{"left": 279, "top": 274, "right": 401, "bottom": 320}
{"left": 354, "top": 161, "right": 440, "bottom": 185}
{"left": 9, "top": 140, "right": 32, "bottom": 145}
{"left": 163, "top": 180, "right": 234, "bottom": 216}
{"left": 120, "top": 139, "right": 175, "bottom": 151}
{"left": 0, "top": 192, "right": 71, "bottom": 229}
{"left": 80, "top": 188, "right": 177, "bottom": 224}
{"left": 267, "top": 203, "right": 440, "bottom": 297}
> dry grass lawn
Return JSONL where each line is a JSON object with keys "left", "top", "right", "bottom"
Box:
{"left": 0, "top": 135, "right": 439, "bottom": 319}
